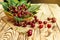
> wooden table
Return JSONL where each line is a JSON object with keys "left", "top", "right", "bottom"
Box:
{"left": 0, "top": 4, "right": 60, "bottom": 40}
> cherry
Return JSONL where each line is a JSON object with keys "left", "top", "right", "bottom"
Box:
{"left": 38, "top": 20, "right": 42, "bottom": 24}
{"left": 43, "top": 21, "right": 47, "bottom": 24}
{"left": 39, "top": 24, "right": 43, "bottom": 29}
{"left": 27, "top": 21, "right": 32, "bottom": 25}
{"left": 21, "top": 4, "right": 27, "bottom": 10}
{"left": 14, "top": 22, "right": 19, "bottom": 26}
{"left": 9, "top": 6, "right": 17, "bottom": 13}
{"left": 17, "top": 6, "right": 22, "bottom": 10}
{"left": 18, "top": 11, "right": 22, "bottom": 17}
{"left": 9, "top": 6, "right": 15, "bottom": 10}
{"left": 19, "top": 23, "right": 22, "bottom": 26}
{"left": 47, "top": 17, "right": 51, "bottom": 21}
{"left": 34, "top": 16, "right": 37, "bottom": 19}
{"left": 25, "top": 7, "right": 27, "bottom": 10}
{"left": 31, "top": 23, "right": 35, "bottom": 28}
{"left": 13, "top": 13, "right": 16, "bottom": 16}
{"left": 23, "top": 23, "right": 27, "bottom": 27}
{"left": 35, "top": 19, "right": 39, "bottom": 22}
{"left": 21, "top": 12, "right": 24, "bottom": 15}
{"left": 24, "top": 21, "right": 27, "bottom": 24}
{"left": 13, "top": 9, "right": 18, "bottom": 13}
{"left": 32, "top": 20, "right": 36, "bottom": 24}
{"left": 34, "top": 16, "right": 39, "bottom": 22}
{"left": 24, "top": 11, "right": 31, "bottom": 15}
{"left": 21, "top": 4, "right": 26, "bottom": 8}
{"left": 24, "top": 11, "right": 28, "bottom": 15}
{"left": 47, "top": 24, "right": 51, "bottom": 28}
{"left": 19, "top": 11, "right": 23, "bottom": 15}
{"left": 17, "top": 13, "right": 22, "bottom": 18}
{"left": 23, "top": 24, "right": 27, "bottom": 27}
{"left": 51, "top": 18, "right": 56, "bottom": 23}
{"left": 27, "top": 30, "right": 32, "bottom": 36}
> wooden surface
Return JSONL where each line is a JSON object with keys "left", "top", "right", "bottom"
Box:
{"left": 0, "top": 4, "right": 60, "bottom": 40}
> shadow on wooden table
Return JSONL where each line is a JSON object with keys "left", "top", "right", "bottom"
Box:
{"left": 31, "top": 0, "right": 60, "bottom": 6}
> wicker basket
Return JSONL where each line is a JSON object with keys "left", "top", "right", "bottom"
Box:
{"left": 4, "top": 11, "right": 14, "bottom": 20}
{"left": 4, "top": 11, "right": 33, "bottom": 22}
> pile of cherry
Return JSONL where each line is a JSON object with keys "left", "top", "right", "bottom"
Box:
{"left": 15, "top": 16, "right": 56, "bottom": 28}
{"left": 7, "top": 3, "right": 57, "bottom": 37}
{"left": 15, "top": 16, "right": 56, "bottom": 36}
{"left": 9, "top": 4, "right": 32, "bottom": 18}
{"left": 9, "top": 5, "right": 56, "bottom": 36}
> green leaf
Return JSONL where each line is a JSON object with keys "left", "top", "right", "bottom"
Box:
{"left": 28, "top": 5, "right": 40, "bottom": 13}
{"left": 26, "top": 3, "right": 31, "bottom": 8}
{"left": 19, "top": 0, "right": 27, "bottom": 5}
{"left": 0, "top": 2, "right": 8, "bottom": 11}
{"left": 20, "top": 0, "right": 27, "bottom": 2}
{"left": 6, "top": 0, "right": 18, "bottom": 6}
{"left": 13, "top": 0, "right": 19, "bottom": 3}
{"left": 14, "top": 16, "right": 23, "bottom": 22}
{"left": 12, "top": 0, "right": 19, "bottom": 6}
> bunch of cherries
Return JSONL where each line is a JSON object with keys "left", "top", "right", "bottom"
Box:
{"left": 14, "top": 16, "right": 56, "bottom": 37}
{"left": 8, "top": 4, "right": 56, "bottom": 37}
{"left": 27, "top": 17, "right": 56, "bottom": 36}
{"left": 9, "top": 4, "right": 32, "bottom": 18}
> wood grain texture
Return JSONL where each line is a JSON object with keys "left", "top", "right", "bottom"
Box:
{"left": 0, "top": 4, "right": 60, "bottom": 40}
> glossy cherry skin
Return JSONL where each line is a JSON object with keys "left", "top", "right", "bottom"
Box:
{"left": 39, "top": 24, "right": 43, "bottom": 29}
{"left": 31, "top": 23, "right": 35, "bottom": 28}
{"left": 51, "top": 18, "right": 56, "bottom": 23}
{"left": 38, "top": 20, "right": 42, "bottom": 24}
{"left": 34, "top": 16, "right": 37, "bottom": 19}
{"left": 43, "top": 21, "right": 47, "bottom": 24}
{"left": 27, "top": 30, "right": 32, "bottom": 36}
{"left": 47, "top": 24, "right": 51, "bottom": 28}
{"left": 47, "top": 17, "right": 51, "bottom": 21}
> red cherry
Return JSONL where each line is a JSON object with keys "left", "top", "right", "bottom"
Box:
{"left": 14, "top": 22, "right": 19, "bottom": 26}
{"left": 24, "top": 21, "right": 27, "bottom": 24}
{"left": 36, "top": 19, "right": 39, "bottom": 22}
{"left": 19, "top": 23, "right": 22, "bottom": 26}
{"left": 21, "top": 4, "right": 27, "bottom": 10}
{"left": 23, "top": 23, "right": 27, "bottom": 27}
{"left": 27, "top": 22, "right": 30, "bottom": 25}
{"left": 52, "top": 17, "right": 56, "bottom": 20}
{"left": 51, "top": 18, "right": 56, "bottom": 23}
{"left": 27, "top": 30, "right": 32, "bottom": 36}
{"left": 27, "top": 22, "right": 32, "bottom": 25}
{"left": 38, "top": 20, "right": 42, "bottom": 24}
{"left": 24, "top": 11, "right": 28, "bottom": 15}
{"left": 47, "top": 24, "right": 51, "bottom": 28}
{"left": 34, "top": 16, "right": 37, "bottom": 19}
{"left": 47, "top": 18, "right": 51, "bottom": 21}
{"left": 24, "top": 11, "right": 30, "bottom": 15}
{"left": 21, "top": 4, "right": 26, "bottom": 8}
{"left": 43, "top": 21, "right": 47, "bottom": 24}
{"left": 13, "top": 13, "right": 16, "bottom": 16}
{"left": 17, "top": 13, "right": 22, "bottom": 18}
{"left": 18, "top": 11, "right": 23, "bottom": 14}
{"left": 13, "top": 9, "right": 18, "bottom": 13}
{"left": 32, "top": 20, "right": 36, "bottom": 23}
{"left": 39, "top": 24, "right": 43, "bottom": 29}
{"left": 25, "top": 7, "right": 27, "bottom": 10}
{"left": 9, "top": 6, "right": 15, "bottom": 10}
{"left": 31, "top": 23, "right": 35, "bottom": 28}
{"left": 18, "top": 6, "right": 22, "bottom": 10}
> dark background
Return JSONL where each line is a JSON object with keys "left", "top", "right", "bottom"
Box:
{"left": 3, "top": 0, "right": 60, "bottom": 5}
